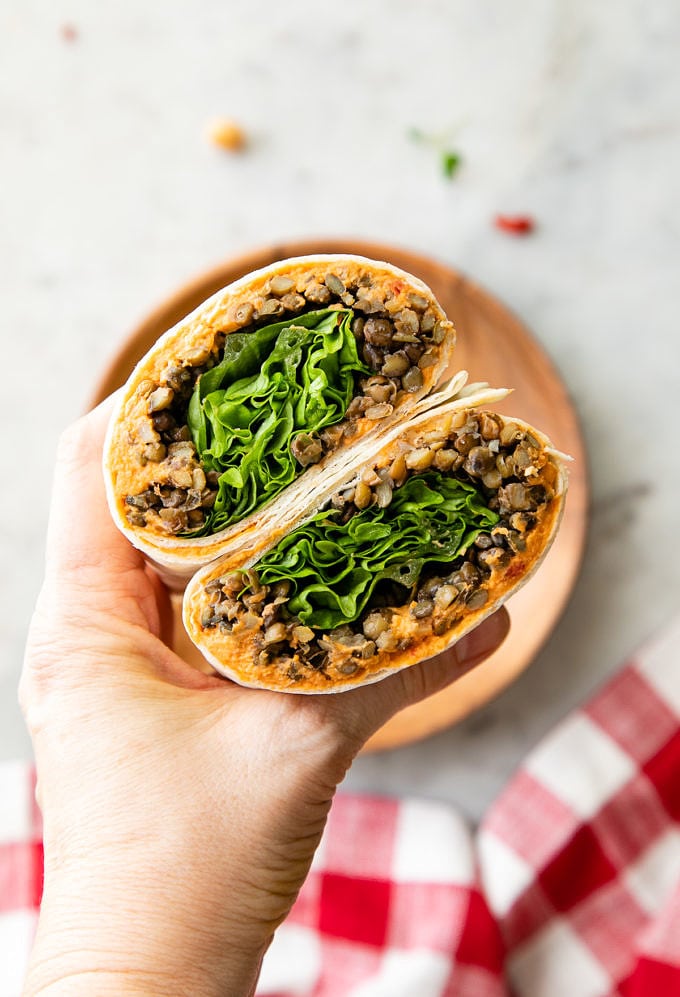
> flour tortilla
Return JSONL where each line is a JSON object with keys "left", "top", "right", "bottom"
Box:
{"left": 103, "top": 254, "right": 569, "bottom": 693}
{"left": 182, "top": 403, "right": 568, "bottom": 693}
{"left": 103, "top": 255, "right": 460, "bottom": 587}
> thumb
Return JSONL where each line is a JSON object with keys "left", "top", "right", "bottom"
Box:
{"left": 45, "top": 390, "right": 141, "bottom": 584}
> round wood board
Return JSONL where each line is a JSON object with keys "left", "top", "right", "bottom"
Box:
{"left": 91, "top": 239, "right": 589, "bottom": 752}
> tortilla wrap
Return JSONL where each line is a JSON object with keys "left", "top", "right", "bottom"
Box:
{"left": 182, "top": 401, "right": 568, "bottom": 693}
{"left": 104, "top": 253, "right": 569, "bottom": 693}
{"left": 103, "top": 255, "right": 459, "bottom": 586}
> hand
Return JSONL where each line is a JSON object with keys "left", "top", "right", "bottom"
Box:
{"left": 20, "top": 396, "right": 510, "bottom": 997}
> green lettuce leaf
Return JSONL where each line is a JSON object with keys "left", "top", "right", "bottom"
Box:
{"left": 249, "top": 472, "right": 500, "bottom": 630}
{"left": 187, "top": 309, "right": 368, "bottom": 534}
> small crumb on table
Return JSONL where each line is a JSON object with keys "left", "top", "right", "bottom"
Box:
{"left": 206, "top": 118, "right": 247, "bottom": 152}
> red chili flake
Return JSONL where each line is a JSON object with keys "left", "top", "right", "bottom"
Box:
{"left": 494, "top": 214, "right": 535, "bottom": 235}
{"left": 60, "top": 24, "right": 78, "bottom": 42}
{"left": 392, "top": 281, "right": 404, "bottom": 294}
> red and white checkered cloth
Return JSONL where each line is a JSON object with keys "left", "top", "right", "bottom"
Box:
{"left": 2, "top": 618, "right": 679, "bottom": 996}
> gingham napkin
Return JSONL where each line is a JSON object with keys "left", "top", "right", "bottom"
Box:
{"left": 2, "top": 619, "right": 679, "bottom": 997}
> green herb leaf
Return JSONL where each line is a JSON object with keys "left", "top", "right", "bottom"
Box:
{"left": 187, "top": 309, "right": 368, "bottom": 535}
{"left": 249, "top": 472, "right": 499, "bottom": 630}
{"left": 442, "top": 151, "right": 462, "bottom": 179}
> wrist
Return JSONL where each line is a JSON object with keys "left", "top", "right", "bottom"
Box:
{"left": 26, "top": 915, "right": 265, "bottom": 997}
{"left": 25, "top": 852, "right": 269, "bottom": 997}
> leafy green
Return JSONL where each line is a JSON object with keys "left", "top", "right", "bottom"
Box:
{"left": 407, "top": 127, "right": 463, "bottom": 180}
{"left": 249, "top": 472, "right": 499, "bottom": 630}
{"left": 442, "top": 151, "right": 462, "bottom": 178}
{"left": 187, "top": 309, "right": 368, "bottom": 535}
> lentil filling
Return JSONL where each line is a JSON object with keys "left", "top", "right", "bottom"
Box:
{"left": 124, "top": 268, "right": 452, "bottom": 537}
{"left": 199, "top": 409, "right": 555, "bottom": 684}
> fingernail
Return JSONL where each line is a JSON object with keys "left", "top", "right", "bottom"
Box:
{"left": 453, "top": 608, "right": 510, "bottom": 670}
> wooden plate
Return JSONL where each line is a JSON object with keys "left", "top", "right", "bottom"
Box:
{"left": 91, "top": 239, "right": 589, "bottom": 752}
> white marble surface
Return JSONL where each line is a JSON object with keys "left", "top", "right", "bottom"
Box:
{"left": 2, "top": 0, "right": 678, "bottom": 821}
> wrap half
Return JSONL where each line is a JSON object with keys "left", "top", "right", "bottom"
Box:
{"left": 182, "top": 399, "right": 567, "bottom": 692}
{"left": 104, "top": 255, "right": 458, "bottom": 586}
